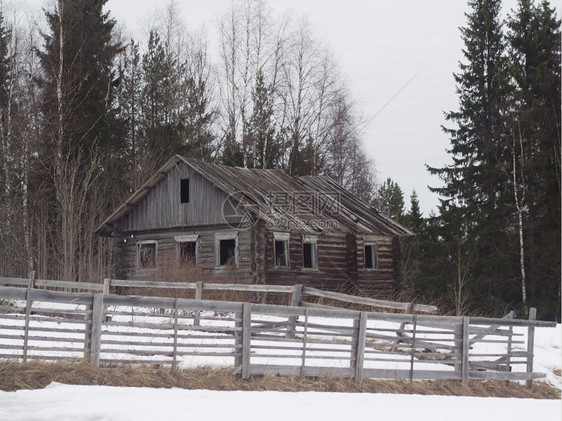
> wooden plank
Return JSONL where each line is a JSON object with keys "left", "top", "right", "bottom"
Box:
{"left": 28, "top": 271, "right": 36, "bottom": 289}
{"left": 408, "top": 315, "right": 417, "bottom": 381}
{"left": 469, "top": 370, "right": 544, "bottom": 381}
{"left": 90, "top": 294, "right": 104, "bottom": 368}
{"left": 110, "top": 280, "right": 197, "bottom": 289}
{"left": 287, "top": 284, "right": 303, "bottom": 338}
{"left": 250, "top": 365, "right": 352, "bottom": 378}
{"left": 462, "top": 316, "right": 470, "bottom": 385}
{"left": 526, "top": 307, "right": 536, "bottom": 388}
{"left": 300, "top": 308, "right": 308, "bottom": 376}
{"left": 0, "top": 286, "right": 28, "bottom": 300}
{"left": 454, "top": 323, "right": 462, "bottom": 372}
{"left": 194, "top": 282, "right": 202, "bottom": 327}
{"left": 469, "top": 316, "right": 555, "bottom": 328}
{"left": 34, "top": 279, "right": 104, "bottom": 292}
{"left": 354, "top": 312, "right": 368, "bottom": 383}
{"left": 362, "top": 368, "right": 461, "bottom": 381}
{"left": 0, "top": 277, "right": 29, "bottom": 287}
{"left": 301, "top": 286, "right": 437, "bottom": 313}
{"left": 394, "top": 302, "right": 414, "bottom": 346}
{"left": 22, "top": 287, "right": 33, "bottom": 362}
{"left": 172, "top": 299, "right": 179, "bottom": 372}
{"left": 506, "top": 310, "right": 515, "bottom": 372}
{"left": 241, "top": 303, "right": 252, "bottom": 379}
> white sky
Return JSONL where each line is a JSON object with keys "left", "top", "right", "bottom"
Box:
{"left": 14, "top": 0, "right": 560, "bottom": 215}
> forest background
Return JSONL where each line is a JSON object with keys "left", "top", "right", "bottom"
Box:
{"left": 0, "top": 0, "right": 559, "bottom": 319}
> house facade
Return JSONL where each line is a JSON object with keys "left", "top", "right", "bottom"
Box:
{"left": 96, "top": 156, "right": 412, "bottom": 298}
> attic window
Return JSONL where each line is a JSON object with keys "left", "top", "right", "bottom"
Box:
{"left": 180, "top": 178, "right": 190, "bottom": 204}
{"left": 364, "top": 244, "right": 377, "bottom": 269}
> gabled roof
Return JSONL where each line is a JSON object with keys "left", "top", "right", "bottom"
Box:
{"left": 96, "top": 155, "right": 413, "bottom": 237}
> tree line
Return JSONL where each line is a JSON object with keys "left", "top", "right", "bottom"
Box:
{"left": 380, "top": 0, "right": 559, "bottom": 320}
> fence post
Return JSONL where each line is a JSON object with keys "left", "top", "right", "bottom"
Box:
{"left": 286, "top": 284, "right": 302, "bottom": 338}
{"left": 22, "top": 273, "right": 35, "bottom": 362}
{"left": 454, "top": 322, "right": 463, "bottom": 373}
{"left": 526, "top": 307, "right": 537, "bottom": 388}
{"left": 505, "top": 310, "right": 515, "bottom": 372}
{"left": 27, "top": 270, "right": 36, "bottom": 289}
{"left": 89, "top": 293, "right": 104, "bottom": 368}
{"left": 194, "top": 282, "right": 202, "bottom": 327}
{"left": 300, "top": 308, "right": 309, "bottom": 376}
{"left": 234, "top": 308, "right": 243, "bottom": 370}
{"left": 241, "top": 302, "right": 252, "bottom": 379}
{"left": 408, "top": 315, "right": 417, "bottom": 381}
{"left": 84, "top": 302, "right": 93, "bottom": 358}
{"left": 354, "top": 312, "right": 368, "bottom": 384}
{"left": 461, "top": 316, "right": 470, "bottom": 385}
{"left": 394, "top": 302, "right": 414, "bottom": 345}
{"left": 102, "top": 278, "right": 110, "bottom": 295}
{"left": 172, "top": 298, "right": 179, "bottom": 372}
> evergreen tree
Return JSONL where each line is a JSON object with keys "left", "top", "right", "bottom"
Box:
{"left": 506, "top": 0, "right": 561, "bottom": 318}
{"left": 243, "top": 70, "right": 283, "bottom": 169}
{"left": 401, "top": 193, "right": 451, "bottom": 308}
{"left": 39, "top": 0, "right": 122, "bottom": 159}
{"left": 115, "top": 39, "right": 143, "bottom": 189}
{"left": 35, "top": 0, "right": 123, "bottom": 281}
{"left": 141, "top": 30, "right": 183, "bottom": 168}
{"left": 428, "top": 0, "right": 513, "bottom": 313}
{"left": 375, "top": 178, "right": 405, "bottom": 222}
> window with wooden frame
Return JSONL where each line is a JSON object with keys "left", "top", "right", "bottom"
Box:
{"left": 364, "top": 243, "right": 378, "bottom": 269}
{"left": 302, "top": 235, "right": 318, "bottom": 270}
{"left": 273, "top": 232, "right": 290, "bottom": 268}
{"left": 175, "top": 235, "right": 198, "bottom": 266}
{"left": 215, "top": 232, "right": 239, "bottom": 267}
{"left": 137, "top": 241, "right": 157, "bottom": 269}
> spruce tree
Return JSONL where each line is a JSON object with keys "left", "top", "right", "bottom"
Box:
{"left": 39, "top": 0, "right": 122, "bottom": 158}
{"left": 36, "top": 0, "right": 123, "bottom": 281}
{"left": 506, "top": 0, "right": 561, "bottom": 318}
{"left": 243, "top": 70, "right": 282, "bottom": 169}
{"left": 428, "top": 0, "right": 513, "bottom": 313}
{"left": 375, "top": 178, "right": 405, "bottom": 222}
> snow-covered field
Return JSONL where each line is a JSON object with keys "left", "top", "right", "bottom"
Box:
{"left": 1, "top": 384, "right": 560, "bottom": 421}
{"left": 0, "top": 300, "right": 560, "bottom": 421}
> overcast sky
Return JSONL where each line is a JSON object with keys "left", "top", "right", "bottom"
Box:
{"left": 16, "top": 0, "right": 559, "bottom": 215}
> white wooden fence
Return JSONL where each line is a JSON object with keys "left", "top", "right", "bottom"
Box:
{"left": 0, "top": 283, "right": 555, "bottom": 386}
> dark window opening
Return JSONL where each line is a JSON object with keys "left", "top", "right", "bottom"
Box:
{"left": 219, "top": 239, "right": 236, "bottom": 266}
{"left": 180, "top": 178, "right": 190, "bottom": 204}
{"left": 180, "top": 241, "right": 196, "bottom": 265}
{"left": 274, "top": 240, "right": 289, "bottom": 267}
{"left": 139, "top": 243, "right": 156, "bottom": 269}
{"left": 365, "top": 244, "right": 376, "bottom": 269}
{"left": 303, "top": 242, "right": 316, "bottom": 269}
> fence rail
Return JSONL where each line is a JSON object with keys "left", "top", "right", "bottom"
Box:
{"left": 0, "top": 274, "right": 438, "bottom": 314}
{"left": 0, "top": 285, "right": 555, "bottom": 386}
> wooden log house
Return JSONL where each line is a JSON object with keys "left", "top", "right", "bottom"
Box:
{"left": 95, "top": 155, "right": 412, "bottom": 298}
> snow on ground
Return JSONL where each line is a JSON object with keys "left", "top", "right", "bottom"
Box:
{"left": 0, "top": 383, "right": 560, "bottom": 421}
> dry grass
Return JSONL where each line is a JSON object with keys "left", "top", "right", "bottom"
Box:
{"left": 0, "top": 361, "right": 559, "bottom": 399}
